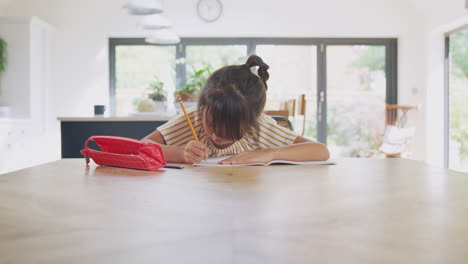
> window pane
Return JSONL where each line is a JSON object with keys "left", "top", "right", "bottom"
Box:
{"left": 115, "top": 45, "right": 176, "bottom": 116}
{"left": 449, "top": 29, "right": 468, "bottom": 172}
{"left": 185, "top": 45, "right": 247, "bottom": 78}
{"left": 327, "top": 45, "right": 386, "bottom": 158}
{"left": 256, "top": 45, "right": 318, "bottom": 140}
{"left": 182, "top": 45, "right": 247, "bottom": 107}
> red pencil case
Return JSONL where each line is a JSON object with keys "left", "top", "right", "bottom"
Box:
{"left": 80, "top": 136, "right": 166, "bottom": 171}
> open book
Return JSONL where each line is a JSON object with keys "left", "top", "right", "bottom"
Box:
{"left": 194, "top": 156, "right": 335, "bottom": 167}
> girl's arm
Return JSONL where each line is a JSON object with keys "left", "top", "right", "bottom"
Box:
{"left": 142, "top": 130, "right": 210, "bottom": 164}
{"left": 269, "top": 136, "right": 330, "bottom": 161}
{"left": 220, "top": 136, "right": 329, "bottom": 165}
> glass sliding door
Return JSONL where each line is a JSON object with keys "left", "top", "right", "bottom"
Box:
{"left": 256, "top": 45, "right": 318, "bottom": 140}
{"left": 115, "top": 45, "right": 176, "bottom": 116}
{"left": 184, "top": 45, "right": 247, "bottom": 92}
{"left": 185, "top": 45, "right": 247, "bottom": 74}
{"left": 447, "top": 28, "right": 468, "bottom": 172}
{"left": 255, "top": 41, "right": 394, "bottom": 157}
{"left": 110, "top": 38, "right": 397, "bottom": 157}
{"left": 326, "top": 45, "right": 387, "bottom": 158}
{"left": 182, "top": 44, "right": 248, "bottom": 108}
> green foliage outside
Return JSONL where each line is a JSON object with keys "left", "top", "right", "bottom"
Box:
{"left": 0, "top": 38, "right": 6, "bottom": 96}
{"left": 115, "top": 45, "right": 175, "bottom": 115}
{"left": 115, "top": 45, "right": 246, "bottom": 114}
{"left": 449, "top": 30, "right": 468, "bottom": 166}
{"left": 0, "top": 38, "right": 6, "bottom": 74}
{"left": 185, "top": 45, "right": 246, "bottom": 72}
{"left": 115, "top": 45, "right": 175, "bottom": 91}
{"left": 351, "top": 46, "right": 385, "bottom": 72}
{"left": 328, "top": 46, "right": 386, "bottom": 157}
{"left": 350, "top": 46, "right": 385, "bottom": 91}
{"left": 450, "top": 30, "right": 468, "bottom": 78}
{"left": 178, "top": 45, "right": 246, "bottom": 99}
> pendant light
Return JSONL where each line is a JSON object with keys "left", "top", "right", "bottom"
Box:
{"left": 138, "top": 14, "right": 172, "bottom": 30}
{"left": 123, "top": 0, "right": 163, "bottom": 15}
{"left": 145, "top": 29, "right": 180, "bottom": 44}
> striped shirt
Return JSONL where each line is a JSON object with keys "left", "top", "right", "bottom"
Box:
{"left": 157, "top": 107, "right": 298, "bottom": 158}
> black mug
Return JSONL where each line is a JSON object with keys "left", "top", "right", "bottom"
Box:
{"left": 94, "top": 105, "right": 106, "bottom": 116}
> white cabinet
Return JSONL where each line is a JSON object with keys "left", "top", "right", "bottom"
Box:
{"left": 0, "top": 17, "right": 57, "bottom": 174}
{"left": 0, "top": 16, "right": 53, "bottom": 119}
{"left": 0, "top": 120, "right": 31, "bottom": 174}
{"left": 0, "top": 122, "right": 12, "bottom": 174}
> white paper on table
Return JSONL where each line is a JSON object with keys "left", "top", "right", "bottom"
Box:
{"left": 193, "top": 156, "right": 335, "bottom": 167}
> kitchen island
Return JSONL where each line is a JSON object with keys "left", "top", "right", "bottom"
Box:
{"left": 58, "top": 116, "right": 170, "bottom": 158}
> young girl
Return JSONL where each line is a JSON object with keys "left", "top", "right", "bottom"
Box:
{"left": 143, "top": 55, "right": 330, "bottom": 164}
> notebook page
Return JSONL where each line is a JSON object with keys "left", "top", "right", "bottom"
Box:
{"left": 193, "top": 156, "right": 335, "bottom": 167}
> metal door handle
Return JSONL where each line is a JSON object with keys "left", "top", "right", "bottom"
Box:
{"left": 318, "top": 91, "right": 325, "bottom": 122}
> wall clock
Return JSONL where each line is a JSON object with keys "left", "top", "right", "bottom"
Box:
{"left": 197, "top": 0, "right": 223, "bottom": 23}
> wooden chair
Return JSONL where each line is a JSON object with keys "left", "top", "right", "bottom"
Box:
{"left": 264, "top": 97, "right": 298, "bottom": 131}
{"left": 385, "top": 104, "right": 418, "bottom": 128}
{"left": 377, "top": 104, "right": 419, "bottom": 158}
{"left": 296, "top": 94, "right": 306, "bottom": 136}
{"left": 264, "top": 110, "right": 289, "bottom": 118}
{"left": 264, "top": 110, "right": 294, "bottom": 131}
{"left": 280, "top": 99, "right": 296, "bottom": 118}
{"left": 270, "top": 116, "right": 294, "bottom": 131}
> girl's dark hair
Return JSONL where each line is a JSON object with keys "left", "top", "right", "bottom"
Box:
{"left": 198, "top": 55, "right": 270, "bottom": 141}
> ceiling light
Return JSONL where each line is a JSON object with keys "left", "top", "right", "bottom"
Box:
{"left": 145, "top": 29, "right": 180, "bottom": 44}
{"left": 139, "top": 14, "right": 172, "bottom": 30}
{"left": 123, "top": 0, "right": 163, "bottom": 15}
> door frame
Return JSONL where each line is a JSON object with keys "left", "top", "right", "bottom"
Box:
{"left": 109, "top": 38, "right": 398, "bottom": 142}
{"left": 444, "top": 25, "right": 468, "bottom": 169}
{"left": 314, "top": 39, "right": 397, "bottom": 144}
{"left": 249, "top": 38, "right": 397, "bottom": 144}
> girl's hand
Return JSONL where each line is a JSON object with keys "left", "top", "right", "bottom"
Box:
{"left": 219, "top": 149, "right": 275, "bottom": 165}
{"left": 183, "top": 140, "right": 211, "bottom": 164}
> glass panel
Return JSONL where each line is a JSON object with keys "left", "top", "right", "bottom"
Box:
{"left": 449, "top": 29, "right": 468, "bottom": 172}
{"left": 183, "top": 45, "right": 247, "bottom": 106}
{"left": 327, "top": 45, "right": 386, "bottom": 158}
{"left": 115, "top": 45, "right": 176, "bottom": 116}
{"left": 256, "top": 45, "right": 318, "bottom": 140}
{"left": 185, "top": 45, "right": 247, "bottom": 73}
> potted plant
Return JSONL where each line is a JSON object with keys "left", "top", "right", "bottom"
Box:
{"left": 138, "top": 75, "right": 167, "bottom": 112}
{"left": 147, "top": 75, "right": 167, "bottom": 102}
{"left": 175, "top": 65, "right": 212, "bottom": 101}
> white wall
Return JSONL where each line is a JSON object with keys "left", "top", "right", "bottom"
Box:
{"left": 0, "top": 16, "right": 57, "bottom": 173}
{"left": 1, "top": 0, "right": 462, "bottom": 164}
{"left": 409, "top": 0, "right": 468, "bottom": 167}
{"left": 0, "top": 18, "right": 31, "bottom": 118}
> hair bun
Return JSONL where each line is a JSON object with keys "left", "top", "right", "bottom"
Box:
{"left": 245, "top": 55, "right": 270, "bottom": 89}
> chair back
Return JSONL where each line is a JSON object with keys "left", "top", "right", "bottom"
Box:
{"left": 280, "top": 99, "right": 296, "bottom": 117}
{"left": 270, "top": 115, "right": 294, "bottom": 131}
{"left": 264, "top": 110, "right": 289, "bottom": 118}
{"left": 379, "top": 104, "right": 419, "bottom": 157}
{"left": 297, "top": 94, "right": 306, "bottom": 116}
{"left": 385, "top": 105, "right": 418, "bottom": 128}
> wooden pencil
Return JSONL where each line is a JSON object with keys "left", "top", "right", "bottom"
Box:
{"left": 177, "top": 96, "right": 200, "bottom": 142}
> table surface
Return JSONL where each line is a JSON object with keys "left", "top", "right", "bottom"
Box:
{"left": 1, "top": 158, "right": 467, "bottom": 264}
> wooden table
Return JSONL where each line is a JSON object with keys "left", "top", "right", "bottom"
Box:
{"left": 1, "top": 159, "right": 467, "bottom": 263}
